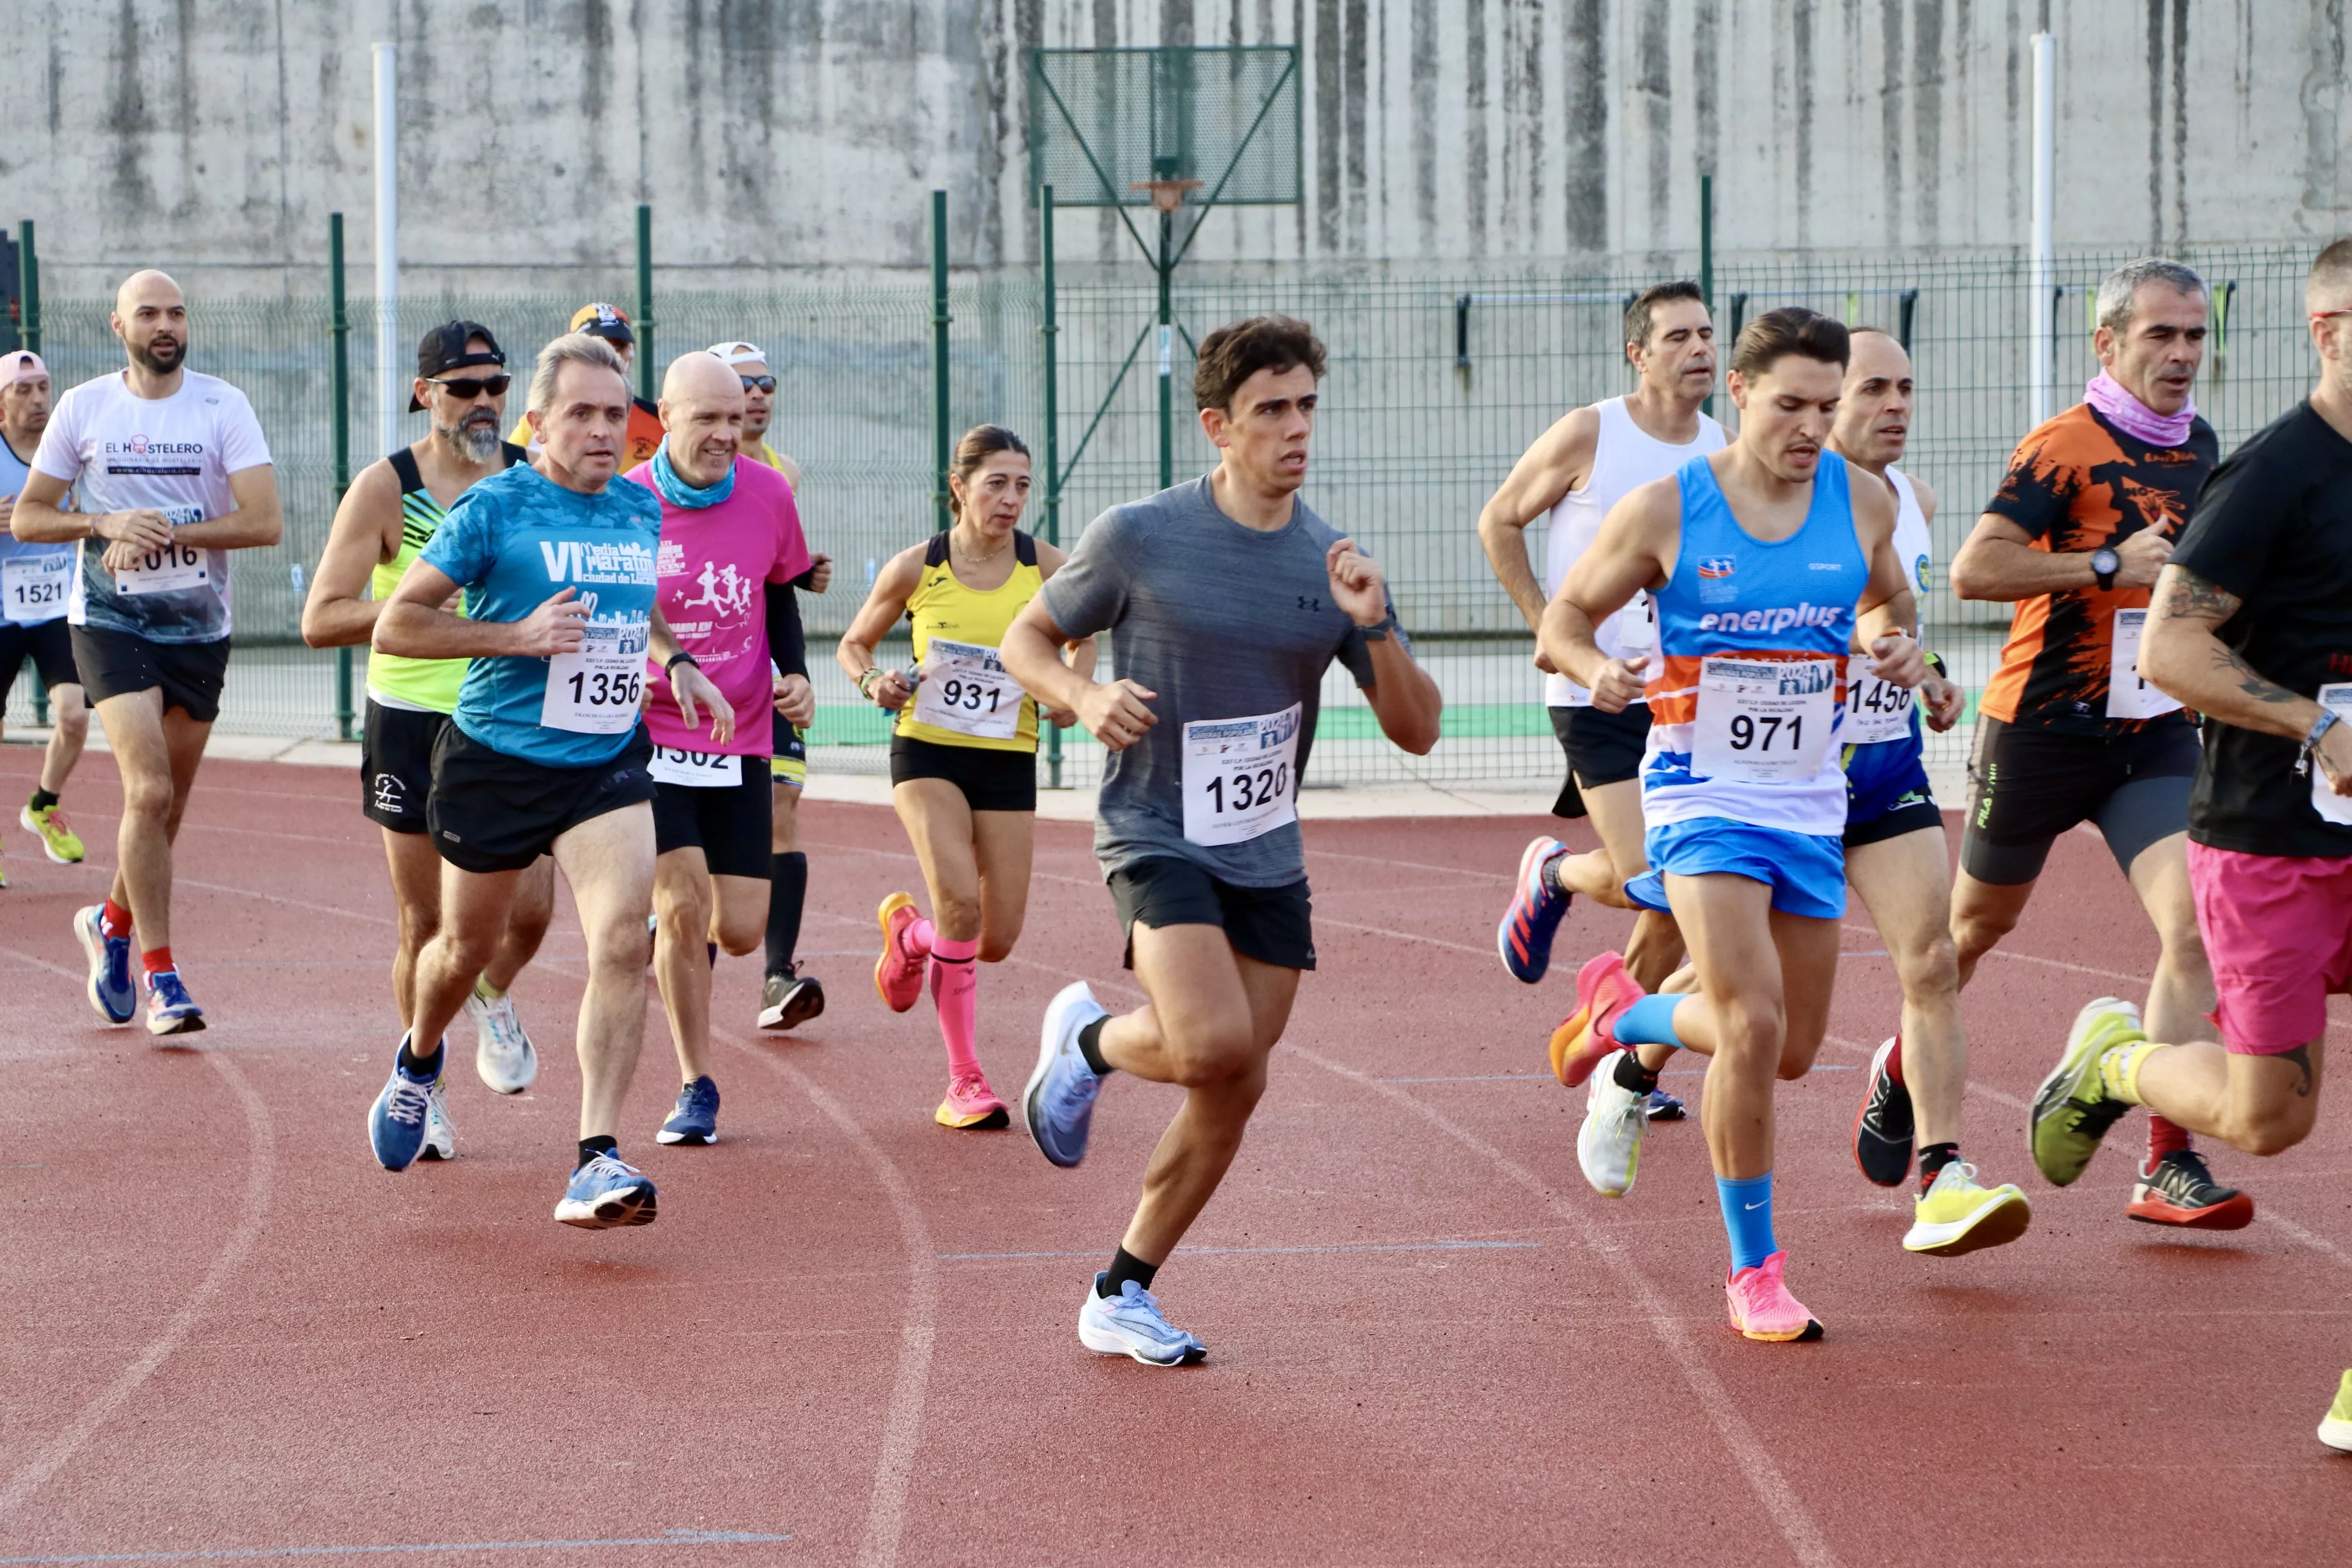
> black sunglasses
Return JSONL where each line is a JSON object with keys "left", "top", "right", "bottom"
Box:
{"left": 740, "top": 374, "right": 777, "bottom": 393}
{"left": 427, "top": 373, "right": 512, "bottom": 399}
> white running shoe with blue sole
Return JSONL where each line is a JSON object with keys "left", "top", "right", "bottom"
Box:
{"left": 368, "top": 1035, "right": 444, "bottom": 1171}
{"left": 555, "top": 1152, "right": 658, "bottom": 1229}
{"left": 74, "top": 905, "right": 136, "bottom": 1026}
{"left": 466, "top": 989, "right": 537, "bottom": 1095}
{"left": 1078, "top": 1274, "right": 1207, "bottom": 1366}
{"left": 142, "top": 969, "right": 205, "bottom": 1037}
{"left": 418, "top": 1076, "right": 456, "bottom": 1162}
{"left": 1024, "top": 981, "right": 1107, "bottom": 1168}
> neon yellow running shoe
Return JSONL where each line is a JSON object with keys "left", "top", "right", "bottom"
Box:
{"left": 1903, "top": 1159, "right": 2032, "bottom": 1256}
{"left": 2029, "top": 997, "right": 2142, "bottom": 1187}
{"left": 2320, "top": 1369, "right": 2352, "bottom": 1453}
{"left": 19, "top": 802, "right": 84, "bottom": 864}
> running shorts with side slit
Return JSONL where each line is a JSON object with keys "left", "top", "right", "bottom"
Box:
{"left": 1843, "top": 730, "right": 1941, "bottom": 850}
{"left": 1960, "top": 716, "right": 2198, "bottom": 884}
{"left": 361, "top": 699, "right": 445, "bottom": 834}
{"left": 1551, "top": 701, "right": 1651, "bottom": 791}
{"left": 769, "top": 724, "right": 808, "bottom": 788}
{"left": 1627, "top": 818, "right": 1847, "bottom": 921}
{"left": 429, "top": 721, "right": 655, "bottom": 874}
{"left": 1108, "top": 855, "right": 1315, "bottom": 972}
{"left": 2186, "top": 841, "right": 2352, "bottom": 1056}
{"left": 69, "top": 626, "right": 229, "bottom": 721}
{"left": 888, "top": 733, "right": 1037, "bottom": 814}
{"left": 652, "top": 762, "right": 774, "bottom": 879}
{"left": 0, "top": 619, "right": 76, "bottom": 706}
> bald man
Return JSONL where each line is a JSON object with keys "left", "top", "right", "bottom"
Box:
{"left": 15, "top": 270, "right": 283, "bottom": 1035}
{"left": 623, "top": 352, "right": 816, "bottom": 1146}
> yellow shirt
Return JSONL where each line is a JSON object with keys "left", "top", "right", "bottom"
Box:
{"left": 896, "top": 530, "right": 1045, "bottom": 753}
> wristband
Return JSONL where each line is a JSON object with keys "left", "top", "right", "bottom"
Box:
{"left": 1923, "top": 651, "right": 1948, "bottom": 680}
{"left": 857, "top": 667, "right": 883, "bottom": 699}
{"left": 2299, "top": 707, "right": 2341, "bottom": 777}
{"left": 1358, "top": 609, "right": 1399, "bottom": 642}
{"left": 664, "top": 652, "right": 700, "bottom": 674}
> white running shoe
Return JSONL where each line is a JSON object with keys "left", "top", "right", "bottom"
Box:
{"left": 1577, "top": 1049, "right": 1648, "bottom": 1198}
{"left": 419, "top": 1076, "right": 456, "bottom": 1162}
{"left": 466, "top": 989, "right": 538, "bottom": 1095}
{"left": 1077, "top": 1274, "right": 1206, "bottom": 1366}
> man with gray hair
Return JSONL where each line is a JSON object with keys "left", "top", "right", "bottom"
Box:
{"left": 1948, "top": 257, "right": 2237, "bottom": 1227}
{"left": 365, "top": 331, "right": 731, "bottom": 1229}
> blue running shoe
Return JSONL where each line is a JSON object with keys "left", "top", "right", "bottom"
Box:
{"left": 368, "top": 1035, "right": 443, "bottom": 1171}
{"left": 1497, "top": 836, "right": 1571, "bottom": 984}
{"left": 142, "top": 969, "right": 206, "bottom": 1037}
{"left": 1024, "top": 981, "right": 1106, "bottom": 1168}
{"left": 74, "top": 904, "right": 136, "bottom": 1026}
{"left": 1645, "top": 1087, "right": 1686, "bottom": 1121}
{"left": 1077, "top": 1274, "right": 1206, "bottom": 1366}
{"left": 656, "top": 1076, "right": 721, "bottom": 1145}
{"left": 555, "top": 1151, "right": 658, "bottom": 1229}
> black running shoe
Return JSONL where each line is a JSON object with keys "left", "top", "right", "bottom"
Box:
{"left": 1853, "top": 1035, "right": 1916, "bottom": 1187}
{"left": 759, "top": 965, "right": 826, "bottom": 1032}
{"left": 2128, "top": 1148, "right": 2255, "bottom": 1230}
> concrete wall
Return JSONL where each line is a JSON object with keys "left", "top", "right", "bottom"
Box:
{"left": 1, "top": 1, "right": 2346, "bottom": 297}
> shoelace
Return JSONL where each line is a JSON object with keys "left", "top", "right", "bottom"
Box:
{"left": 1048, "top": 1067, "right": 1100, "bottom": 1131}
{"left": 949, "top": 1074, "right": 997, "bottom": 1103}
{"left": 381, "top": 1077, "right": 430, "bottom": 1128}
{"left": 483, "top": 997, "right": 526, "bottom": 1048}
{"left": 580, "top": 1152, "right": 640, "bottom": 1185}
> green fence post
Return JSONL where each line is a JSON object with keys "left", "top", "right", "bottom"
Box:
{"left": 329, "top": 212, "right": 355, "bottom": 741}
{"left": 1698, "top": 174, "right": 1714, "bottom": 420}
{"left": 635, "top": 204, "right": 655, "bottom": 400}
{"left": 1040, "top": 185, "right": 1063, "bottom": 789}
{"left": 22, "top": 220, "right": 44, "bottom": 726}
{"left": 931, "top": 189, "right": 952, "bottom": 532}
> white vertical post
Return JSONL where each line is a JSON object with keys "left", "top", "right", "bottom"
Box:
{"left": 373, "top": 43, "right": 400, "bottom": 455}
{"left": 2028, "top": 31, "right": 2056, "bottom": 427}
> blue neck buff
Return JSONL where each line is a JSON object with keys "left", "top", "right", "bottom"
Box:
{"left": 651, "top": 442, "right": 736, "bottom": 509}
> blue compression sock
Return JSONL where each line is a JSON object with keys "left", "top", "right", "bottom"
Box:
{"left": 1716, "top": 1172, "right": 1777, "bottom": 1271}
{"left": 1613, "top": 994, "right": 1686, "bottom": 1050}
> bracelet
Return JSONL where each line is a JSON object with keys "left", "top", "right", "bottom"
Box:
{"left": 2299, "top": 707, "right": 2340, "bottom": 776}
{"left": 856, "top": 667, "right": 883, "bottom": 698}
{"left": 664, "top": 652, "right": 700, "bottom": 674}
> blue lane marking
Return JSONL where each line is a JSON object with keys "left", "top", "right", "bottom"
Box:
{"left": 939, "top": 1240, "right": 1535, "bottom": 1261}
{"left": 0, "top": 1531, "right": 792, "bottom": 1564}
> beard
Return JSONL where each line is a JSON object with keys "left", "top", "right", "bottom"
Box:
{"left": 128, "top": 335, "right": 184, "bottom": 374}
{"left": 437, "top": 413, "right": 502, "bottom": 462}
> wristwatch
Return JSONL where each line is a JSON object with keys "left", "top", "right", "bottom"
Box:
{"left": 1358, "top": 609, "right": 1399, "bottom": 642}
{"left": 2090, "top": 547, "right": 2121, "bottom": 592}
{"left": 664, "top": 652, "right": 700, "bottom": 674}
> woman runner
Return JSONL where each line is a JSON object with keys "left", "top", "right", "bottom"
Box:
{"left": 837, "top": 425, "right": 1095, "bottom": 1128}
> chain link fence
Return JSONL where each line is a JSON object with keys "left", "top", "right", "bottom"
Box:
{"left": 5, "top": 244, "right": 2322, "bottom": 792}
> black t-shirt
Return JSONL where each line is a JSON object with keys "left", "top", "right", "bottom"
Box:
{"left": 2172, "top": 401, "right": 2352, "bottom": 857}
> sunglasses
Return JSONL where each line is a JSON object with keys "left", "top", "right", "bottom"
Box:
{"left": 427, "top": 373, "right": 512, "bottom": 399}
{"left": 740, "top": 374, "right": 778, "bottom": 393}
{"left": 2314, "top": 309, "right": 2352, "bottom": 324}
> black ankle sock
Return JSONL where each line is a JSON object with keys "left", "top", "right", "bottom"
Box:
{"left": 1612, "top": 1049, "right": 1661, "bottom": 1095}
{"left": 1100, "top": 1246, "right": 1158, "bottom": 1298}
{"left": 28, "top": 788, "right": 59, "bottom": 813}
{"left": 398, "top": 1037, "right": 445, "bottom": 1079}
{"left": 1076, "top": 1015, "right": 1113, "bottom": 1077}
{"left": 1918, "top": 1141, "right": 1961, "bottom": 1193}
{"left": 577, "top": 1135, "right": 618, "bottom": 1169}
{"left": 1539, "top": 850, "right": 1570, "bottom": 899}
{"left": 765, "top": 851, "right": 808, "bottom": 976}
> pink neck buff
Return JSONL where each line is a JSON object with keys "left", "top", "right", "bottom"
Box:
{"left": 2086, "top": 371, "right": 2196, "bottom": 447}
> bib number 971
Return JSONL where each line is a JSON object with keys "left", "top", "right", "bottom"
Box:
{"left": 1691, "top": 656, "right": 1838, "bottom": 785}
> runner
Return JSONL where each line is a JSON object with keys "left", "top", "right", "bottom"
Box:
{"left": 1541, "top": 308, "right": 1924, "bottom": 1341}
{"left": 1947, "top": 257, "right": 2242, "bottom": 1227}
{"left": 704, "top": 340, "right": 834, "bottom": 1031}
{"left": 300, "top": 321, "right": 555, "bottom": 1137}
{"left": 626, "top": 351, "right": 815, "bottom": 1145}
{"left": 0, "top": 350, "right": 90, "bottom": 886}
{"left": 837, "top": 423, "right": 1095, "bottom": 1128}
{"left": 365, "top": 331, "right": 733, "bottom": 1227}
{"left": 1001, "top": 316, "right": 1442, "bottom": 1364}
{"left": 12, "top": 270, "right": 282, "bottom": 1034}
{"left": 1483, "top": 282, "right": 1721, "bottom": 1005}
{"left": 2022, "top": 238, "right": 2352, "bottom": 1446}
{"left": 508, "top": 303, "right": 664, "bottom": 468}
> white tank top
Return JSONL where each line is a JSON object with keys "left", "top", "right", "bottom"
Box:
{"left": 1543, "top": 396, "right": 1728, "bottom": 706}
{"left": 1886, "top": 466, "right": 1932, "bottom": 603}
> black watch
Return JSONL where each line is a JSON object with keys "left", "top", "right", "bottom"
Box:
{"left": 664, "top": 652, "right": 700, "bottom": 674}
{"left": 2090, "top": 547, "right": 2120, "bottom": 592}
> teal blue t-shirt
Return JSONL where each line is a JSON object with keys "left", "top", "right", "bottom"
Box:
{"left": 418, "top": 463, "right": 662, "bottom": 769}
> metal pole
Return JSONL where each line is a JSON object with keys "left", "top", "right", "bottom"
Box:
{"left": 371, "top": 43, "right": 400, "bottom": 456}
{"left": 1698, "top": 174, "right": 1714, "bottom": 420}
{"left": 330, "top": 213, "right": 355, "bottom": 743}
{"left": 931, "top": 189, "right": 952, "bottom": 532}
{"left": 1040, "top": 186, "right": 1064, "bottom": 789}
{"left": 1156, "top": 207, "right": 1174, "bottom": 492}
{"left": 17, "top": 220, "right": 37, "bottom": 355}
{"left": 635, "top": 203, "right": 655, "bottom": 400}
{"left": 2029, "top": 31, "right": 2056, "bottom": 429}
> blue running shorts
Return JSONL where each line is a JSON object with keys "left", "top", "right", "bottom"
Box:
{"left": 1627, "top": 817, "right": 1847, "bottom": 921}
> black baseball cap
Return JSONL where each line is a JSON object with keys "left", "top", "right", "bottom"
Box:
{"left": 410, "top": 321, "right": 508, "bottom": 410}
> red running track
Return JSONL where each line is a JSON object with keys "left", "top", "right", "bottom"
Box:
{"left": 0, "top": 749, "right": 2346, "bottom": 1567}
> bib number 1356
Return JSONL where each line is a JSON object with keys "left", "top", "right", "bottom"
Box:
{"left": 1181, "top": 703, "right": 1304, "bottom": 848}
{"left": 540, "top": 620, "right": 649, "bottom": 734}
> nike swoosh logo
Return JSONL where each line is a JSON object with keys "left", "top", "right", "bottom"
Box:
{"left": 1744, "top": 1200, "right": 1768, "bottom": 1210}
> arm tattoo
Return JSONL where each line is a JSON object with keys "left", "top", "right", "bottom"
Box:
{"left": 2209, "top": 644, "right": 2306, "bottom": 705}
{"left": 2159, "top": 567, "right": 2240, "bottom": 623}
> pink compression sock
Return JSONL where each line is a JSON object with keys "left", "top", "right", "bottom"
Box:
{"left": 929, "top": 936, "right": 981, "bottom": 1079}
{"left": 907, "top": 915, "right": 936, "bottom": 958}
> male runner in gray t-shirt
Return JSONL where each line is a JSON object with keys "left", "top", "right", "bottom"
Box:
{"left": 1002, "top": 315, "right": 1443, "bottom": 1365}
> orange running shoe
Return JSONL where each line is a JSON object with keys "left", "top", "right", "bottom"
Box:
{"left": 2127, "top": 1149, "right": 2255, "bottom": 1229}
{"left": 1725, "top": 1251, "right": 1823, "bottom": 1342}
{"left": 936, "top": 1071, "right": 1011, "bottom": 1129}
{"left": 874, "top": 891, "right": 927, "bottom": 1012}
{"left": 1550, "top": 950, "right": 1644, "bottom": 1087}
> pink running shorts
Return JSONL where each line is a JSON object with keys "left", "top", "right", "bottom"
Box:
{"left": 2186, "top": 840, "right": 2352, "bottom": 1056}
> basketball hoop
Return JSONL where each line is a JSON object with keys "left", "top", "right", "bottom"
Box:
{"left": 1132, "top": 178, "right": 1204, "bottom": 213}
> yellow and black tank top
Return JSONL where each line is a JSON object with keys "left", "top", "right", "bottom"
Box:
{"left": 364, "top": 443, "right": 528, "bottom": 715}
{"left": 896, "top": 529, "right": 1046, "bottom": 754}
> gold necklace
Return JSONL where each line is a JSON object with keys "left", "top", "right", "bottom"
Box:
{"left": 952, "top": 530, "right": 1012, "bottom": 566}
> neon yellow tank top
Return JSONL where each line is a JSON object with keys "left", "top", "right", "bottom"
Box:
{"left": 895, "top": 529, "right": 1046, "bottom": 753}
{"left": 364, "top": 445, "right": 524, "bottom": 714}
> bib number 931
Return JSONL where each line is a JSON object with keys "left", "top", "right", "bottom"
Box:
{"left": 913, "top": 637, "right": 1021, "bottom": 740}
{"left": 1181, "top": 703, "right": 1303, "bottom": 848}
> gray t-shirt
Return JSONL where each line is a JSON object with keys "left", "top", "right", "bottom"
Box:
{"left": 1041, "top": 475, "right": 1383, "bottom": 887}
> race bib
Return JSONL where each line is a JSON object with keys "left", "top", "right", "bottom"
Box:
{"left": 912, "top": 637, "right": 1020, "bottom": 740}
{"left": 1843, "top": 654, "right": 1916, "bottom": 745}
{"left": 1615, "top": 590, "right": 1658, "bottom": 655}
{"left": 539, "top": 619, "right": 649, "bottom": 734}
{"left": 646, "top": 746, "right": 741, "bottom": 788}
{"left": 2, "top": 552, "right": 71, "bottom": 623}
{"left": 1690, "top": 656, "right": 1838, "bottom": 784}
{"left": 2312, "top": 684, "right": 2352, "bottom": 827}
{"left": 2106, "top": 609, "right": 2183, "bottom": 720}
{"left": 1181, "top": 703, "right": 1302, "bottom": 848}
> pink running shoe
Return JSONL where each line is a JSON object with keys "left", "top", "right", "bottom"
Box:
{"left": 1724, "top": 1251, "right": 1822, "bottom": 1342}
{"left": 874, "top": 891, "right": 927, "bottom": 1012}
{"left": 1550, "top": 950, "right": 1645, "bottom": 1087}
{"left": 935, "top": 1071, "right": 1011, "bottom": 1130}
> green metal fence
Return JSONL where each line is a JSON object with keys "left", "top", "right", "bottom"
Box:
{"left": 4, "top": 243, "right": 2327, "bottom": 793}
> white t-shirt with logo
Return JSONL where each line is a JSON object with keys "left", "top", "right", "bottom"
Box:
{"left": 31, "top": 370, "right": 273, "bottom": 644}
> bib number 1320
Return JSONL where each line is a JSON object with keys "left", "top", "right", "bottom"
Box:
{"left": 1181, "top": 703, "right": 1304, "bottom": 848}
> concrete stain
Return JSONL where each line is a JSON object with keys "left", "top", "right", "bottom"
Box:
{"left": 1636, "top": 0, "right": 1670, "bottom": 257}
{"left": 2301, "top": 0, "right": 2347, "bottom": 220}
{"left": 1466, "top": 0, "right": 1487, "bottom": 256}
{"left": 1315, "top": 0, "right": 1341, "bottom": 253}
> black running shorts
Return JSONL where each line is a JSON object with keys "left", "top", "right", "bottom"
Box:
{"left": 1108, "top": 855, "right": 1315, "bottom": 973}
{"left": 1553, "top": 702, "right": 1650, "bottom": 789}
{"left": 888, "top": 733, "right": 1037, "bottom": 814}
{"left": 69, "top": 626, "right": 230, "bottom": 721}
{"left": 1959, "top": 716, "right": 2199, "bottom": 885}
{"left": 428, "top": 722, "right": 656, "bottom": 874}
{"left": 361, "top": 700, "right": 446, "bottom": 835}
{"left": 0, "top": 618, "right": 77, "bottom": 706}
{"left": 652, "top": 759, "right": 774, "bottom": 879}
